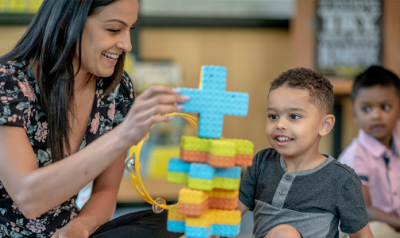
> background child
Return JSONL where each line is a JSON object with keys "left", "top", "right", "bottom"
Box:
{"left": 339, "top": 66, "right": 400, "bottom": 238}
{"left": 237, "top": 68, "right": 372, "bottom": 238}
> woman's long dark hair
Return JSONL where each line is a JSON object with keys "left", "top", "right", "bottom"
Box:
{"left": 0, "top": 0, "right": 126, "bottom": 162}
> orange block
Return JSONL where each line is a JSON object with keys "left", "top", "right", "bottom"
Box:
{"left": 208, "top": 154, "right": 236, "bottom": 168}
{"left": 180, "top": 149, "right": 253, "bottom": 168}
{"left": 180, "top": 149, "right": 208, "bottom": 163}
{"left": 209, "top": 197, "right": 239, "bottom": 210}
{"left": 178, "top": 200, "right": 209, "bottom": 217}
{"left": 235, "top": 154, "right": 253, "bottom": 166}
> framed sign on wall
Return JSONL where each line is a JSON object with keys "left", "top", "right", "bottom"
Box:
{"left": 315, "top": 0, "right": 382, "bottom": 77}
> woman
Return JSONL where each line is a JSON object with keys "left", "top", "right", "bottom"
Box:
{"left": 0, "top": 0, "right": 187, "bottom": 237}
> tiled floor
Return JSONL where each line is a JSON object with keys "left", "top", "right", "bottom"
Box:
{"left": 113, "top": 206, "right": 253, "bottom": 238}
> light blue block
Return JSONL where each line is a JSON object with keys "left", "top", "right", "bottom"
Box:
{"left": 213, "top": 223, "right": 241, "bottom": 237}
{"left": 215, "top": 166, "right": 241, "bottom": 179}
{"left": 185, "top": 225, "right": 212, "bottom": 238}
{"left": 178, "top": 65, "right": 249, "bottom": 139}
{"left": 167, "top": 220, "right": 185, "bottom": 233}
{"left": 168, "top": 157, "right": 190, "bottom": 173}
{"left": 189, "top": 163, "right": 214, "bottom": 180}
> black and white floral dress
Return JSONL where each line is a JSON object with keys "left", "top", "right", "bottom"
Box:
{"left": 0, "top": 60, "right": 135, "bottom": 238}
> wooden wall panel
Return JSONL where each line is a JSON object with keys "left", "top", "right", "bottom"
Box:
{"left": 0, "top": 26, "right": 27, "bottom": 56}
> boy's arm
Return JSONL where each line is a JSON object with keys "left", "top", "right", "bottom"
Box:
{"left": 348, "top": 224, "right": 373, "bottom": 238}
{"left": 236, "top": 200, "right": 249, "bottom": 216}
{"left": 363, "top": 185, "right": 400, "bottom": 230}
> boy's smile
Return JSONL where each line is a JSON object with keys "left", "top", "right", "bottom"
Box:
{"left": 353, "top": 85, "right": 400, "bottom": 148}
{"left": 274, "top": 135, "right": 294, "bottom": 146}
{"left": 267, "top": 86, "right": 332, "bottom": 163}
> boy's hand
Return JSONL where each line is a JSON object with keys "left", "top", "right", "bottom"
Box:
{"left": 348, "top": 223, "right": 373, "bottom": 238}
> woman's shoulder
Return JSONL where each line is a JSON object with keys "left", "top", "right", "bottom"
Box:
{"left": 0, "top": 60, "right": 36, "bottom": 101}
{"left": 0, "top": 59, "right": 29, "bottom": 76}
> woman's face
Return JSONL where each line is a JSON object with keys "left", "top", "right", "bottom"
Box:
{"left": 76, "top": 0, "right": 138, "bottom": 78}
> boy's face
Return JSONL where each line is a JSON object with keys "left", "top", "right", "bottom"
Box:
{"left": 353, "top": 85, "right": 400, "bottom": 145}
{"left": 266, "top": 87, "right": 331, "bottom": 158}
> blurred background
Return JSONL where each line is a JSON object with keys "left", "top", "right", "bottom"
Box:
{"left": 0, "top": 0, "right": 399, "bottom": 236}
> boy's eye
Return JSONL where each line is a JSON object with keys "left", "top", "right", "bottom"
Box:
{"left": 361, "top": 107, "right": 372, "bottom": 113}
{"left": 289, "top": 114, "right": 300, "bottom": 120}
{"left": 269, "top": 114, "right": 278, "bottom": 120}
{"left": 382, "top": 105, "right": 390, "bottom": 111}
{"left": 108, "top": 29, "right": 120, "bottom": 33}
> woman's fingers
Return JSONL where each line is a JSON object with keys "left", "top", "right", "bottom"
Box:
{"left": 120, "top": 84, "right": 192, "bottom": 146}
{"left": 134, "top": 93, "right": 189, "bottom": 112}
{"left": 138, "top": 84, "right": 180, "bottom": 100}
{"left": 132, "top": 104, "right": 184, "bottom": 124}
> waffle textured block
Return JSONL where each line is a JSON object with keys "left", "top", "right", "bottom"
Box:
{"left": 167, "top": 209, "right": 241, "bottom": 237}
{"left": 167, "top": 158, "right": 190, "bottom": 184}
{"left": 177, "top": 188, "right": 239, "bottom": 216}
{"left": 167, "top": 158, "right": 241, "bottom": 190}
{"left": 179, "top": 136, "right": 254, "bottom": 168}
{"left": 167, "top": 205, "right": 186, "bottom": 233}
{"left": 177, "top": 65, "right": 249, "bottom": 138}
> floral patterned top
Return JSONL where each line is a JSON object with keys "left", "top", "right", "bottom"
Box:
{"left": 0, "top": 60, "right": 135, "bottom": 238}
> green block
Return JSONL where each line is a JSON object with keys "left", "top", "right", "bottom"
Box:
{"left": 209, "top": 140, "right": 236, "bottom": 157}
{"left": 188, "top": 178, "right": 213, "bottom": 191}
{"left": 213, "top": 177, "right": 240, "bottom": 190}
{"left": 167, "top": 171, "right": 188, "bottom": 184}
{"left": 227, "top": 138, "right": 254, "bottom": 155}
{"left": 180, "top": 136, "right": 209, "bottom": 151}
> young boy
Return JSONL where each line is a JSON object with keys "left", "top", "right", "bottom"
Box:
{"left": 237, "top": 68, "right": 372, "bottom": 238}
{"left": 339, "top": 66, "right": 400, "bottom": 238}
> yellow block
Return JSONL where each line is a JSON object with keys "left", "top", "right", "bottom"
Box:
{"left": 178, "top": 188, "right": 208, "bottom": 205}
{"left": 213, "top": 209, "right": 241, "bottom": 225}
{"left": 185, "top": 210, "right": 213, "bottom": 227}
{"left": 168, "top": 205, "right": 185, "bottom": 221}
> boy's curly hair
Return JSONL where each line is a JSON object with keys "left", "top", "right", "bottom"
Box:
{"left": 269, "top": 68, "right": 334, "bottom": 114}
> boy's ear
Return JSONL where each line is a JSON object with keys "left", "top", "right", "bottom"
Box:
{"left": 319, "top": 114, "right": 335, "bottom": 137}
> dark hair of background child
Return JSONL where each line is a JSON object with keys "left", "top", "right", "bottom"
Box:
{"left": 351, "top": 66, "right": 400, "bottom": 101}
{"left": 269, "top": 67, "right": 334, "bottom": 115}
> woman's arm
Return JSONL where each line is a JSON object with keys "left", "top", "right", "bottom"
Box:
{"left": 51, "top": 152, "right": 127, "bottom": 238}
{"left": 72, "top": 152, "right": 127, "bottom": 234}
{"left": 362, "top": 185, "right": 400, "bottom": 230}
{"left": 0, "top": 85, "right": 187, "bottom": 219}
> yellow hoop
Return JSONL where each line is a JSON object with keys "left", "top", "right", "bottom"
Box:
{"left": 125, "top": 113, "right": 198, "bottom": 211}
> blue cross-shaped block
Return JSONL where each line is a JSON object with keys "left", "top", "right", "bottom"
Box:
{"left": 178, "top": 65, "right": 249, "bottom": 139}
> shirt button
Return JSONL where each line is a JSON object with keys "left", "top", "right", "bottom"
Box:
{"left": 285, "top": 175, "right": 291, "bottom": 181}
{"left": 279, "top": 189, "right": 286, "bottom": 195}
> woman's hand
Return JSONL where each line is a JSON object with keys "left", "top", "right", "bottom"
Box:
{"left": 118, "top": 85, "right": 189, "bottom": 147}
{"left": 50, "top": 219, "right": 92, "bottom": 238}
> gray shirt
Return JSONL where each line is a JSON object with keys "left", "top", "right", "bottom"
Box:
{"left": 239, "top": 148, "right": 369, "bottom": 238}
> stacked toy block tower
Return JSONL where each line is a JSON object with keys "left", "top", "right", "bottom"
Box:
{"left": 166, "top": 66, "right": 254, "bottom": 238}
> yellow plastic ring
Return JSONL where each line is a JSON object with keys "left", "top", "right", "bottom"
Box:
{"left": 125, "top": 113, "right": 198, "bottom": 211}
